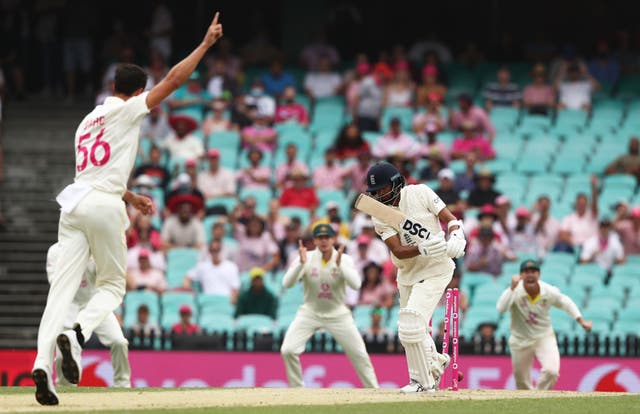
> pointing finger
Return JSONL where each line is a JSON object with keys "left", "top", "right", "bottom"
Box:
{"left": 298, "top": 239, "right": 303, "bottom": 248}
{"left": 212, "top": 11, "right": 220, "bottom": 26}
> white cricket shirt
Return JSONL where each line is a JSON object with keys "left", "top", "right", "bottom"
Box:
{"left": 372, "top": 184, "right": 455, "bottom": 286}
{"left": 496, "top": 280, "right": 582, "bottom": 349}
{"left": 283, "top": 249, "right": 361, "bottom": 318}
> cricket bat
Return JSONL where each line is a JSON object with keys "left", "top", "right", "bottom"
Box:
{"left": 354, "top": 193, "right": 431, "bottom": 244}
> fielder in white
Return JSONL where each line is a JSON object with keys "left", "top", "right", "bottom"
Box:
{"left": 280, "top": 223, "right": 379, "bottom": 388}
{"left": 32, "top": 12, "right": 224, "bottom": 405}
{"left": 497, "top": 259, "right": 592, "bottom": 390}
{"left": 47, "top": 243, "right": 131, "bottom": 388}
{"left": 364, "top": 162, "right": 466, "bottom": 393}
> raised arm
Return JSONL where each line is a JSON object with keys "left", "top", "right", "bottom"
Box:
{"left": 282, "top": 240, "right": 306, "bottom": 288}
{"left": 496, "top": 275, "right": 519, "bottom": 313}
{"left": 590, "top": 174, "right": 598, "bottom": 216}
{"left": 336, "top": 248, "right": 361, "bottom": 290}
{"left": 146, "top": 12, "right": 223, "bottom": 109}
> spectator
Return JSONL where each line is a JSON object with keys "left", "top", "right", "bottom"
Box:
{"left": 495, "top": 195, "right": 516, "bottom": 239}
{"left": 230, "top": 94, "right": 254, "bottom": 131}
{"left": 509, "top": 207, "right": 538, "bottom": 257}
{"left": 147, "top": 0, "right": 173, "bottom": 61}
{"left": 466, "top": 204, "right": 509, "bottom": 248}
{"left": 235, "top": 196, "right": 261, "bottom": 226}
{"left": 240, "top": 110, "right": 278, "bottom": 152}
{"left": 279, "top": 221, "right": 303, "bottom": 268}
{"left": 530, "top": 195, "right": 561, "bottom": 256}
{"left": 416, "top": 65, "right": 447, "bottom": 107}
{"left": 312, "top": 148, "right": 347, "bottom": 190}
{"left": 349, "top": 234, "right": 376, "bottom": 275}
{"left": 237, "top": 148, "right": 272, "bottom": 190}
{"left": 279, "top": 169, "right": 319, "bottom": 211}
{"left": 145, "top": 48, "right": 169, "bottom": 89}
{"left": 555, "top": 62, "right": 599, "bottom": 112}
{"left": 346, "top": 62, "right": 370, "bottom": 117}
{"left": 362, "top": 308, "right": 395, "bottom": 353}
{"left": 245, "top": 79, "right": 276, "bottom": 121}
{"left": 465, "top": 227, "right": 515, "bottom": 277}
{"left": 383, "top": 61, "right": 415, "bottom": 108}
{"left": 140, "top": 106, "right": 171, "bottom": 144}
{"left": 605, "top": 137, "right": 640, "bottom": 181}
{"left": 333, "top": 123, "right": 371, "bottom": 160}
{"left": 234, "top": 267, "right": 278, "bottom": 319}
{"left": 167, "top": 72, "right": 210, "bottom": 123}
{"left": 202, "top": 97, "right": 232, "bottom": 136}
{"left": 275, "top": 144, "right": 309, "bottom": 189}
{"left": 126, "top": 249, "right": 167, "bottom": 293}
{"left": 449, "top": 93, "right": 496, "bottom": 142}
{"left": 133, "top": 147, "right": 170, "bottom": 189}
{"left": 262, "top": 58, "right": 296, "bottom": 98}
{"left": 314, "top": 201, "right": 350, "bottom": 240}
{"left": 198, "top": 221, "right": 238, "bottom": 263}
{"left": 162, "top": 115, "right": 204, "bottom": 161}
{"left": 184, "top": 240, "right": 240, "bottom": 302}
{"left": 126, "top": 213, "right": 163, "bottom": 252}
{"left": 265, "top": 199, "right": 289, "bottom": 242}
{"left": 418, "top": 125, "right": 449, "bottom": 163}
{"left": 483, "top": 67, "right": 522, "bottom": 110}
{"left": 359, "top": 262, "right": 395, "bottom": 308}
{"left": 454, "top": 152, "right": 479, "bottom": 193}
{"left": 206, "top": 59, "right": 239, "bottom": 99}
{"left": 467, "top": 169, "right": 501, "bottom": 208}
{"left": 371, "top": 117, "right": 419, "bottom": 160}
{"left": 357, "top": 221, "right": 392, "bottom": 262}
{"left": 522, "top": 63, "right": 556, "bottom": 116}
{"left": 196, "top": 149, "right": 236, "bottom": 200}
{"left": 232, "top": 215, "right": 280, "bottom": 272}
{"left": 588, "top": 40, "right": 620, "bottom": 88}
{"left": 615, "top": 206, "right": 640, "bottom": 255}
{"left": 450, "top": 121, "right": 496, "bottom": 161}
{"left": 171, "top": 305, "right": 201, "bottom": 335}
{"left": 580, "top": 218, "right": 625, "bottom": 272}
{"left": 475, "top": 322, "right": 499, "bottom": 354}
{"left": 556, "top": 176, "right": 599, "bottom": 252}
{"left": 165, "top": 173, "right": 205, "bottom": 216}
{"left": 355, "top": 68, "right": 384, "bottom": 132}
{"left": 300, "top": 30, "right": 340, "bottom": 70}
{"left": 346, "top": 150, "right": 373, "bottom": 192}
{"left": 275, "top": 86, "right": 309, "bottom": 126}
{"left": 131, "top": 304, "right": 160, "bottom": 339}
{"left": 413, "top": 93, "right": 446, "bottom": 138}
{"left": 303, "top": 56, "right": 343, "bottom": 101}
{"left": 161, "top": 202, "right": 206, "bottom": 251}
{"left": 418, "top": 150, "right": 446, "bottom": 181}
{"left": 435, "top": 169, "right": 462, "bottom": 217}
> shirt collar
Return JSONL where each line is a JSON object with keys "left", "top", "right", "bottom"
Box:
{"left": 104, "top": 96, "right": 124, "bottom": 106}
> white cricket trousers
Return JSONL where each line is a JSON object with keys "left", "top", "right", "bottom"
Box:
{"left": 34, "top": 190, "right": 128, "bottom": 373}
{"left": 510, "top": 334, "right": 560, "bottom": 390}
{"left": 56, "top": 312, "right": 131, "bottom": 387}
{"left": 397, "top": 270, "right": 453, "bottom": 378}
{"left": 280, "top": 307, "right": 379, "bottom": 388}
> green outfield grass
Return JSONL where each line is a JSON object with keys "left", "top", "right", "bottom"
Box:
{"left": 2, "top": 387, "right": 638, "bottom": 414}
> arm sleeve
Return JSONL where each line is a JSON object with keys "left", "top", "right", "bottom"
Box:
{"left": 580, "top": 238, "right": 596, "bottom": 261}
{"left": 229, "top": 263, "right": 241, "bottom": 289}
{"left": 282, "top": 256, "right": 305, "bottom": 288}
{"left": 187, "top": 264, "right": 200, "bottom": 281}
{"left": 419, "top": 184, "right": 446, "bottom": 215}
{"left": 496, "top": 287, "right": 516, "bottom": 313}
{"left": 372, "top": 216, "right": 398, "bottom": 241}
{"left": 339, "top": 255, "right": 362, "bottom": 290}
{"left": 124, "top": 91, "right": 151, "bottom": 123}
{"left": 550, "top": 286, "right": 582, "bottom": 319}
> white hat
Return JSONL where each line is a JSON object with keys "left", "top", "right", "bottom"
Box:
{"left": 134, "top": 174, "right": 155, "bottom": 187}
{"left": 325, "top": 201, "right": 339, "bottom": 210}
{"left": 438, "top": 168, "right": 455, "bottom": 180}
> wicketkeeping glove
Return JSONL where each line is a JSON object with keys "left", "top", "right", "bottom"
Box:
{"left": 418, "top": 231, "right": 447, "bottom": 258}
{"left": 446, "top": 228, "right": 467, "bottom": 258}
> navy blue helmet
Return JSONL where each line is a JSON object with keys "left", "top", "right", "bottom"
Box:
{"left": 365, "top": 162, "right": 405, "bottom": 205}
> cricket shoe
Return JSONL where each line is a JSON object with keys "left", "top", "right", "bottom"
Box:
{"left": 399, "top": 379, "right": 435, "bottom": 393}
{"left": 432, "top": 353, "right": 451, "bottom": 388}
{"left": 32, "top": 367, "right": 59, "bottom": 405}
{"left": 56, "top": 328, "right": 83, "bottom": 384}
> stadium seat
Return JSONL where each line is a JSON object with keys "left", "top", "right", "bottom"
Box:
{"left": 235, "top": 314, "right": 275, "bottom": 335}
{"left": 204, "top": 196, "right": 238, "bottom": 215}
{"left": 381, "top": 107, "right": 415, "bottom": 132}
{"left": 198, "top": 294, "right": 235, "bottom": 316}
{"left": 123, "top": 291, "right": 160, "bottom": 328}
{"left": 515, "top": 156, "right": 550, "bottom": 175}
{"left": 199, "top": 313, "right": 235, "bottom": 334}
{"left": 166, "top": 248, "right": 200, "bottom": 289}
{"left": 207, "top": 130, "right": 241, "bottom": 150}
{"left": 160, "top": 292, "right": 197, "bottom": 330}
{"left": 602, "top": 174, "right": 637, "bottom": 192}
{"left": 279, "top": 207, "right": 311, "bottom": 228}
{"left": 471, "top": 283, "right": 503, "bottom": 307}
{"left": 461, "top": 272, "right": 495, "bottom": 292}
{"left": 584, "top": 297, "right": 620, "bottom": 320}
{"left": 590, "top": 285, "right": 625, "bottom": 304}
{"left": 315, "top": 129, "right": 339, "bottom": 151}
{"left": 570, "top": 263, "right": 607, "bottom": 286}
{"left": 549, "top": 153, "right": 586, "bottom": 175}
{"left": 238, "top": 187, "right": 273, "bottom": 215}
{"left": 482, "top": 158, "right": 513, "bottom": 175}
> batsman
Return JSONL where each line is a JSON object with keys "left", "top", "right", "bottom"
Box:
{"left": 364, "top": 162, "right": 466, "bottom": 393}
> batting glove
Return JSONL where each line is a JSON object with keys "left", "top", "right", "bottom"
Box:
{"left": 446, "top": 228, "right": 466, "bottom": 258}
{"left": 418, "top": 231, "right": 447, "bottom": 258}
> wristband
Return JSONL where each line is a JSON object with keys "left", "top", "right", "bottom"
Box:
{"left": 447, "top": 219, "right": 463, "bottom": 231}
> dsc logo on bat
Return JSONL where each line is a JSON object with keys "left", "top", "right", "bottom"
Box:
{"left": 402, "top": 220, "right": 431, "bottom": 240}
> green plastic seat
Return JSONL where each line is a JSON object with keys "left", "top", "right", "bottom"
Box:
{"left": 198, "top": 294, "right": 235, "bottom": 316}
{"left": 123, "top": 291, "right": 161, "bottom": 329}
{"left": 235, "top": 314, "right": 275, "bottom": 336}
{"left": 166, "top": 248, "right": 200, "bottom": 289}
{"left": 207, "top": 130, "right": 241, "bottom": 150}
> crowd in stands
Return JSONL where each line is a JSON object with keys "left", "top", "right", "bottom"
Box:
{"left": 2, "top": 2, "right": 640, "bottom": 351}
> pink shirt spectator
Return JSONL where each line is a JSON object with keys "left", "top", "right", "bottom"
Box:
{"left": 531, "top": 213, "right": 561, "bottom": 255}
{"left": 237, "top": 166, "right": 272, "bottom": 190}
{"left": 234, "top": 224, "right": 279, "bottom": 272}
{"left": 275, "top": 161, "right": 309, "bottom": 188}
{"left": 275, "top": 103, "right": 309, "bottom": 125}
{"left": 451, "top": 135, "right": 496, "bottom": 160}
{"left": 372, "top": 133, "right": 419, "bottom": 159}
{"left": 420, "top": 141, "right": 450, "bottom": 162}
{"left": 312, "top": 164, "right": 347, "bottom": 190}
{"left": 241, "top": 125, "right": 277, "bottom": 152}
{"left": 449, "top": 107, "right": 496, "bottom": 139}
{"left": 128, "top": 268, "right": 167, "bottom": 291}
{"left": 615, "top": 220, "right": 640, "bottom": 255}
{"left": 348, "top": 163, "right": 369, "bottom": 192}
{"left": 359, "top": 281, "right": 395, "bottom": 306}
{"left": 171, "top": 323, "right": 201, "bottom": 334}
{"left": 561, "top": 211, "right": 598, "bottom": 247}
{"left": 522, "top": 85, "right": 555, "bottom": 106}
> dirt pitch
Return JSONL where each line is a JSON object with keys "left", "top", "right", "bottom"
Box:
{"left": 0, "top": 388, "right": 628, "bottom": 413}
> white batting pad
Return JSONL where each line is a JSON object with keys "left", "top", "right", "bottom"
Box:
{"left": 398, "top": 308, "right": 434, "bottom": 389}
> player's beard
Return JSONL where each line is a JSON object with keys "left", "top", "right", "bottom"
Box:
{"left": 371, "top": 185, "right": 401, "bottom": 206}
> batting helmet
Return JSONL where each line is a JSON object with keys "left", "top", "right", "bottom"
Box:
{"left": 365, "top": 162, "right": 405, "bottom": 205}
